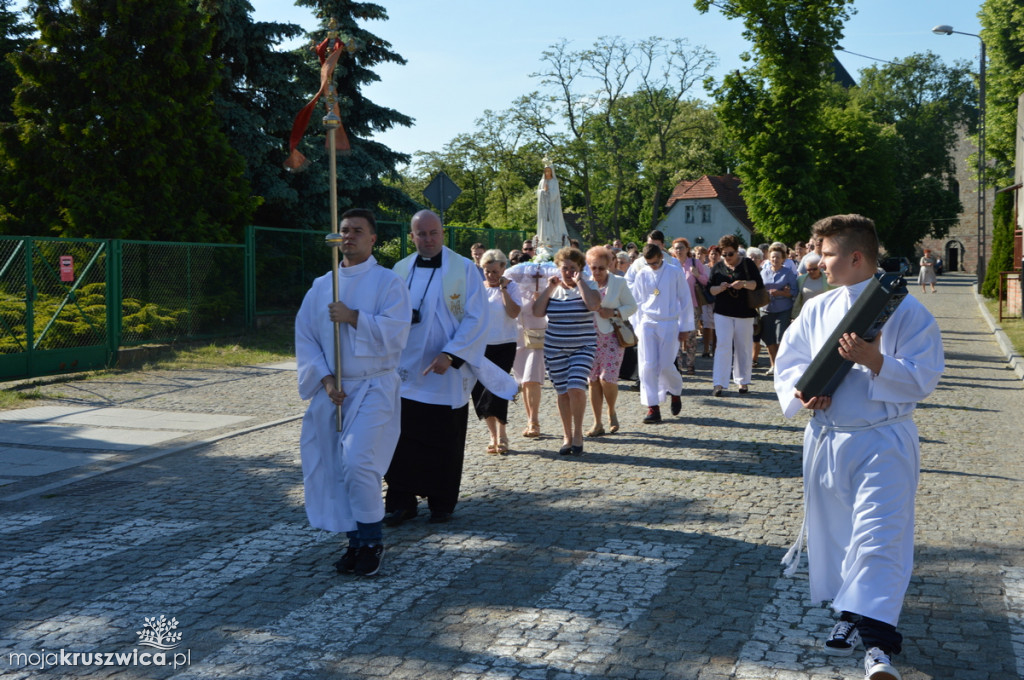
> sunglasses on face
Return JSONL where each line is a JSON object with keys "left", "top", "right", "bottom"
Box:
{"left": 722, "top": 251, "right": 737, "bottom": 257}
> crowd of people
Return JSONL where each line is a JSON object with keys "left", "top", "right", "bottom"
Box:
{"left": 294, "top": 207, "right": 943, "bottom": 680}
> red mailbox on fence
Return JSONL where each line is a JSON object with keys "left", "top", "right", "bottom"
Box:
{"left": 59, "top": 255, "right": 74, "bottom": 282}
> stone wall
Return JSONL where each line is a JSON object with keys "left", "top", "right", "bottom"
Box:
{"left": 918, "top": 129, "right": 993, "bottom": 275}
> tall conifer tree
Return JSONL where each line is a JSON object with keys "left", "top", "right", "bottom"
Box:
{"left": 198, "top": 0, "right": 311, "bottom": 228}
{"left": 0, "top": 0, "right": 32, "bottom": 123}
{"left": 0, "top": 0, "right": 253, "bottom": 240}
{"left": 290, "top": 0, "right": 415, "bottom": 223}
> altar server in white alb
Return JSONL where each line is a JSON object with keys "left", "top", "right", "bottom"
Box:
{"left": 630, "top": 243, "right": 694, "bottom": 424}
{"left": 773, "top": 214, "right": 943, "bottom": 680}
{"left": 295, "top": 208, "right": 411, "bottom": 578}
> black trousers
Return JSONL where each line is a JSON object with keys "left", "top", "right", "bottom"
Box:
{"left": 385, "top": 399, "right": 469, "bottom": 516}
{"left": 840, "top": 611, "right": 902, "bottom": 655}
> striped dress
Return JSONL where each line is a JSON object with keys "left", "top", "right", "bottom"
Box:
{"left": 543, "top": 285, "right": 597, "bottom": 394}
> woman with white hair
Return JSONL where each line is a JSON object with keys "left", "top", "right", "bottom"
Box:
{"left": 472, "top": 249, "right": 521, "bottom": 454}
{"left": 791, "top": 253, "right": 833, "bottom": 318}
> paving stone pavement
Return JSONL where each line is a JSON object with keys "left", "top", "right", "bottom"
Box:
{"left": 0, "top": 272, "right": 1021, "bottom": 680}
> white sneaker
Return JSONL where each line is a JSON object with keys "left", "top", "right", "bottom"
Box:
{"left": 824, "top": 620, "right": 861, "bottom": 656}
{"left": 864, "top": 646, "right": 900, "bottom": 680}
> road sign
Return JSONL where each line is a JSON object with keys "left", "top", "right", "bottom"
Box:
{"left": 423, "top": 171, "right": 462, "bottom": 214}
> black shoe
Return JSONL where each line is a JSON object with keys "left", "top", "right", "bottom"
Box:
{"left": 570, "top": 444, "right": 583, "bottom": 456}
{"left": 559, "top": 444, "right": 573, "bottom": 456}
{"left": 670, "top": 394, "right": 682, "bottom": 415}
{"left": 428, "top": 511, "right": 452, "bottom": 524}
{"left": 383, "top": 507, "right": 417, "bottom": 527}
{"left": 334, "top": 546, "right": 358, "bottom": 574}
{"left": 354, "top": 544, "right": 384, "bottom": 576}
{"left": 643, "top": 406, "right": 662, "bottom": 424}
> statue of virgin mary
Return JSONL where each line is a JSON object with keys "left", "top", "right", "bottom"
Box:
{"left": 535, "top": 162, "right": 570, "bottom": 250}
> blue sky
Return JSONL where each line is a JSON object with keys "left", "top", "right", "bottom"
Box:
{"left": 250, "top": 0, "right": 985, "bottom": 160}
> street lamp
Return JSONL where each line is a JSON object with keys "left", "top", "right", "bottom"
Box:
{"left": 933, "top": 24, "right": 986, "bottom": 290}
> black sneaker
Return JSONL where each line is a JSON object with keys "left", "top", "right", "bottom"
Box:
{"left": 354, "top": 544, "right": 385, "bottom": 577}
{"left": 643, "top": 406, "right": 662, "bottom": 424}
{"left": 670, "top": 394, "right": 682, "bottom": 415}
{"left": 824, "top": 620, "right": 862, "bottom": 656}
{"left": 334, "top": 546, "right": 359, "bottom": 574}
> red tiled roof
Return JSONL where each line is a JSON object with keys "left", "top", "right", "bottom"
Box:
{"left": 665, "top": 174, "right": 752, "bottom": 232}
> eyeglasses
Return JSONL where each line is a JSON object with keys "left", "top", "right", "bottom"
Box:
{"left": 806, "top": 267, "right": 819, "bottom": 272}
{"left": 722, "top": 251, "right": 737, "bottom": 257}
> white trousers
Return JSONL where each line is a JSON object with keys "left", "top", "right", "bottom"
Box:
{"left": 637, "top": 319, "right": 682, "bottom": 406}
{"left": 712, "top": 314, "right": 753, "bottom": 388}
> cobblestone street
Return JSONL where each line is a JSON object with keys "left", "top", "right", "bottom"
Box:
{"left": 1, "top": 272, "right": 1021, "bottom": 679}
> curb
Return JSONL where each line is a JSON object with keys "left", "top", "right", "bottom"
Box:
{"left": 974, "top": 288, "right": 1024, "bottom": 382}
{"left": 0, "top": 413, "right": 303, "bottom": 503}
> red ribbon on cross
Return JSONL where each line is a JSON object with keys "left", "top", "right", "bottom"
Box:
{"left": 283, "top": 37, "right": 352, "bottom": 172}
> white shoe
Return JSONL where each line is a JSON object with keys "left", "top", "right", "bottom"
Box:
{"left": 864, "top": 646, "right": 900, "bottom": 680}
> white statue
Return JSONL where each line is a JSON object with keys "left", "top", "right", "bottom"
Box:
{"left": 536, "top": 164, "right": 570, "bottom": 250}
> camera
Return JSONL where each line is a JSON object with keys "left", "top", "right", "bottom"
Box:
{"left": 411, "top": 308, "right": 421, "bottom": 324}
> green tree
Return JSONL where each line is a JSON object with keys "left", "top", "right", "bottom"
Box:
{"left": 696, "top": 0, "right": 855, "bottom": 243}
{"left": 982, "top": 189, "right": 1016, "bottom": 296}
{"left": 291, "top": 1, "right": 416, "bottom": 223}
{"left": 980, "top": 0, "right": 1024, "bottom": 185}
{"left": 0, "top": 0, "right": 32, "bottom": 123}
{"left": 198, "top": 0, "right": 310, "bottom": 229}
{"left": 851, "top": 52, "right": 976, "bottom": 255}
{"left": 1, "top": 0, "right": 254, "bottom": 240}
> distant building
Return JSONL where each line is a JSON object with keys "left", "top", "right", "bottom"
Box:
{"left": 918, "top": 126, "right": 994, "bottom": 274}
{"left": 657, "top": 174, "right": 754, "bottom": 247}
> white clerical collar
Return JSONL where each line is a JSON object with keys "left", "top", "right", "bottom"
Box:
{"left": 844, "top": 276, "right": 873, "bottom": 303}
{"left": 340, "top": 254, "right": 376, "bottom": 276}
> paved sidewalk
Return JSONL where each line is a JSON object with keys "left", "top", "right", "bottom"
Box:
{"left": 0, "top": 273, "right": 1021, "bottom": 679}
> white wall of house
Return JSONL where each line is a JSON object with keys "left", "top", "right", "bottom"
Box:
{"left": 657, "top": 199, "right": 753, "bottom": 247}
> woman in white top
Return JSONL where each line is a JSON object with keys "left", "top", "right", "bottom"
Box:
{"left": 472, "top": 250, "right": 521, "bottom": 454}
{"left": 585, "top": 246, "right": 637, "bottom": 436}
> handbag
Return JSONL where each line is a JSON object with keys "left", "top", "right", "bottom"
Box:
{"left": 744, "top": 257, "right": 770, "bottom": 309}
{"left": 689, "top": 258, "right": 712, "bottom": 307}
{"left": 610, "top": 312, "right": 637, "bottom": 348}
{"left": 523, "top": 328, "right": 545, "bottom": 350}
{"left": 747, "top": 286, "right": 770, "bottom": 309}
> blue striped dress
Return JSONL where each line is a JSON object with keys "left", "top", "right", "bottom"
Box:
{"left": 543, "top": 286, "right": 597, "bottom": 393}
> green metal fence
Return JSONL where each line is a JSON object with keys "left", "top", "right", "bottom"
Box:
{"left": 0, "top": 225, "right": 530, "bottom": 380}
{"left": 0, "top": 236, "right": 246, "bottom": 381}
{"left": 245, "top": 224, "right": 529, "bottom": 321}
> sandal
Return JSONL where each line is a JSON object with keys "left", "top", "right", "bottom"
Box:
{"left": 712, "top": 386, "right": 724, "bottom": 397}
{"left": 522, "top": 423, "right": 541, "bottom": 438}
{"left": 585, "top": 424, "right": 605, "bottom": 437}
{"left": 608, "top": 413, "right": 619, "bottom": 434}
{"left": 497, "top": 438, "right": 509, "bottom": 454}
{"left": 486, "top": 443, "right": 499, "bottom": 455}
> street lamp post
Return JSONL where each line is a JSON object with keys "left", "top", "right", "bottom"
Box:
{"left": 933, "top": 24, "right": 986, "bottom": 291}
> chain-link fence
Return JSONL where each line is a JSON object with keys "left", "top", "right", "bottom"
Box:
{"left": 246, "top": 224, "right": 529, "bottom": 320}
{"left": 1, "top": 224, "right": 533, "bottom": 379}
{"left": 120, "top": 241, "right": 246, "bottom": 345}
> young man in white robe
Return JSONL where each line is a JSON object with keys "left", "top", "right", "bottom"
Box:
{"left": 630, "top": 244, "right": 694, "bottom": 424}
{"left": 773, "top": 214, "right": 944, "bottom": 680}
{"left": 295, "top": 208, "right": 412, "bottom": 577}
{"left": 624, "top": 229, "right": 680, "bottom": 288}
{"left": 385, "top": 210, "right": 494, "bottom": 526}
